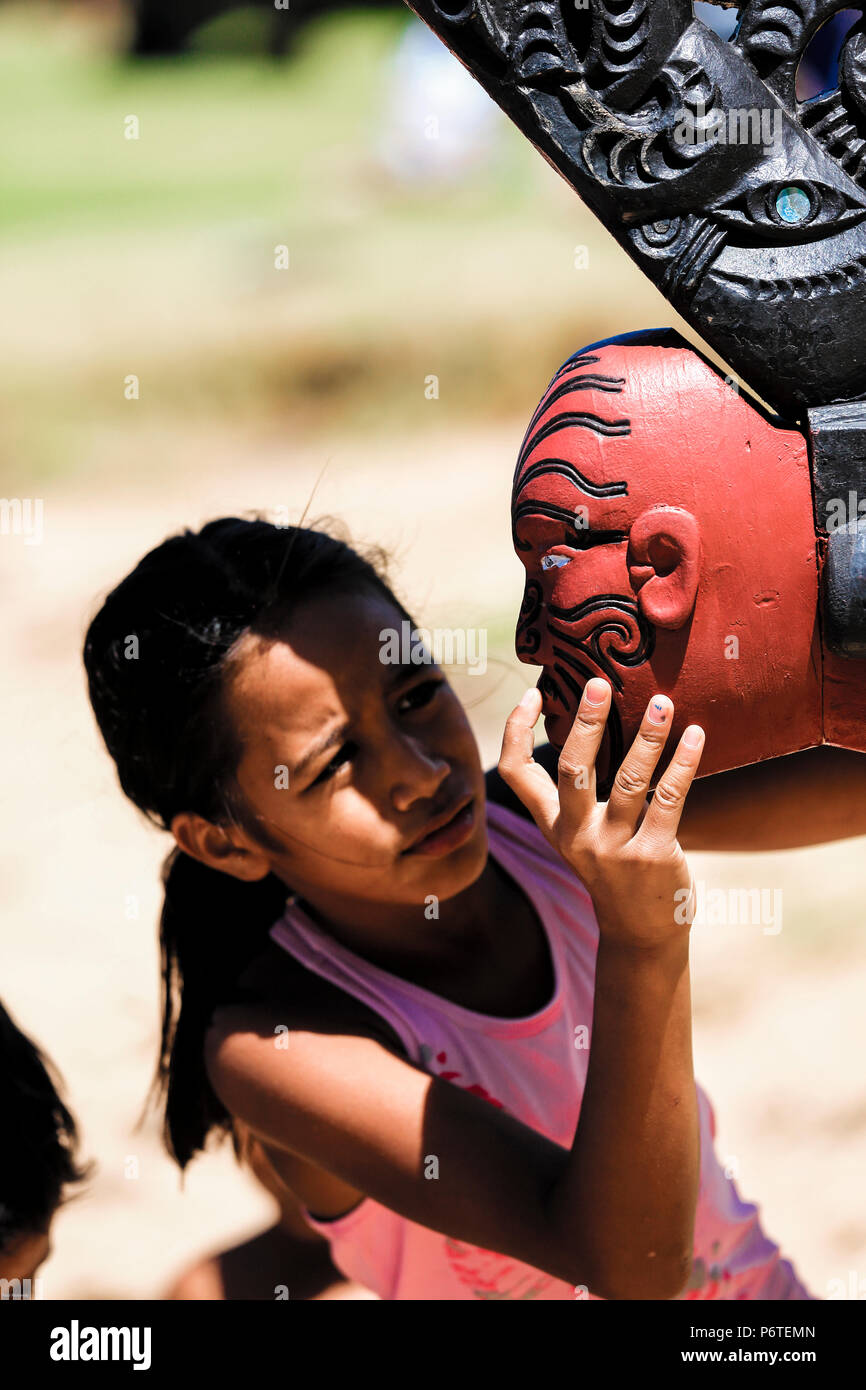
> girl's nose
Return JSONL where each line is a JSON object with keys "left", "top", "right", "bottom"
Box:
{"left": 390, "top": 737, "right": 450, "bottom": 813}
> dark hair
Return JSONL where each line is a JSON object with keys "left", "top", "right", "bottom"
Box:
{"left": 0, "top": 1000, "right": 89, "bottom": 1250}
{"left": 83, "top": 517, "right": 409, "bottom": 1170}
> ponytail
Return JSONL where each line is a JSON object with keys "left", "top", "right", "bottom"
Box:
{"left": 152, "top": 850, "right": 289, "bottom": 1168}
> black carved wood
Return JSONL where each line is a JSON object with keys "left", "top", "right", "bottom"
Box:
{"left": 404, "top": 0, "right": 866, "bottom": 654}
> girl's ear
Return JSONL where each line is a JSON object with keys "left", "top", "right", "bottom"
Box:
{"left": 170, "top": 812, "right": 272, "bottom": 883}
{"left": 627, "top": 506, "right": 701, "bottom": 631}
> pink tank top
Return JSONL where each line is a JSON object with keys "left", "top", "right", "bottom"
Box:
{"left": 268, "top": 801, "right": 812, "bottom": 1301}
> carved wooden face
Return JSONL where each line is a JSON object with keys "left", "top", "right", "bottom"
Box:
{"left": 511, "top": 332, "right": 829, "bottom": 784}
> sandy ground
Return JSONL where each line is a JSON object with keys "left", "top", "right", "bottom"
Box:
{"left": 2, "top": 420, "right": 866, "bottom": 1300}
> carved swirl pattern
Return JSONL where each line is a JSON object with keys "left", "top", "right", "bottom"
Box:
{"left": 734, "top": 0, "right": 866, "bottom": 181}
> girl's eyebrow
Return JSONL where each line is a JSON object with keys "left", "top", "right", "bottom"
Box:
{"left": 292, "top": 723, "right": 349, "bottom": 782}
{"left": 383, "top": 660, "right": 430, "bottom": 692}
{"left": 291, "top": 662, "right": 433, "bottom": 781}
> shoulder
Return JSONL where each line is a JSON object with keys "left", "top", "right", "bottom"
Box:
{"left": 208, "top": 939, "right": 410, "bottom": 1072}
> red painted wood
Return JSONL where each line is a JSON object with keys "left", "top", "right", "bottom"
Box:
{"left": 511, "top": 333, "right": 840, "bottom": 781}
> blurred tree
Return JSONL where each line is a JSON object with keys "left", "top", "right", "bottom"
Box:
{"left": 129, "top": 0, "right": 398, "bottom": 58}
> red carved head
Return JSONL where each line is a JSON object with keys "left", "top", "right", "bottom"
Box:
{"left": 511, "top": 329, "right": 832, "bottom": 785}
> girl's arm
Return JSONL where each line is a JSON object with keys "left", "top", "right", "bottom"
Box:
{"left": 676, "top": 745, "right": 866, "bottom": 852}
{"left": 207, "top": 683, "right": 703, "bottom": 1301}
{"left": 499, "top": 682, "right": 701, "bottom": 1298}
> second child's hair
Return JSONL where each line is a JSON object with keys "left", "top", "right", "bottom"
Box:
{"left": 0, "top": 1000, "right": 89, "bottom": 1251}
{"left": 83, "top": 517, "right": 409, "bottom": 1170}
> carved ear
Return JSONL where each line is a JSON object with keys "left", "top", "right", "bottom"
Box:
{"left": 627, "top": 507, "right": 701, "bottom": 630}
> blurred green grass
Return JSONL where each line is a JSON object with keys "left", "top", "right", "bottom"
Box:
{"left": 1, "top": 6, "right": 411, "bottom": 236}
{"left": 0, "top": 0, "right": 678, "bottom": 486}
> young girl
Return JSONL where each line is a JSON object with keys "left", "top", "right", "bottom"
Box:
{"left": 83, "top": 516, "right": 812, "bottom": 1300}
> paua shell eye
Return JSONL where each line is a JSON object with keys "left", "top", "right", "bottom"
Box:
{"left": 710, "top": 179, "right": 866, "bottom": 241}
{"left": 776, "top": 185, "right": 812, "bottom": 223}
{"left": 541, "top": 553, "right": 571, "bottom": 570}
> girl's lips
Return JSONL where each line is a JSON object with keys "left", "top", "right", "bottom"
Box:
{"left": 402, "top": 798, "right": 477, "bottom": 858}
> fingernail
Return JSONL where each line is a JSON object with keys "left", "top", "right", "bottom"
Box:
{"left": 647, "top": 697, "right": 671, "bottom": 725}
{"left": 519, "top": 687, "right": 538, "bottom": 709}
{"left": 583, "top": 679, "right": 608, "bottom": 705}
{"left": 683, "top": 725, "right": 704, "bottom": 748}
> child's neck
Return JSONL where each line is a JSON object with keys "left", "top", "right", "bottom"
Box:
{"left": 296, "top": 854, "right": 514, "bottom": 981}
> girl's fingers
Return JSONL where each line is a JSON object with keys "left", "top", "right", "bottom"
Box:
{"left": 604, "top": 694, "right": 675, "bottom": 837}
{"left": 636, "top": 724, "right": 706, "bottom": 845}
{"left": 498, "top": 687, "right": 561, "bottom": 838}
{"left": 554, "top": 678, "right": 611, "bottom": 829}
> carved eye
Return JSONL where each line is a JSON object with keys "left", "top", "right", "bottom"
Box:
{"left": 775, "top": 186, "right": 812, "bottom": 223}
{"left": 711, "top": 180, "right": 866, "bottom": 240}
{"left": 541, "top": 552, "right": 571, "bottom": 571}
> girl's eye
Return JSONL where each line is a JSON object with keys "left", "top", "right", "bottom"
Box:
{"left": 397, "top": 678, "right": 444, "bottom": 713}
{"left": 311, "top": 741, "right": 357, "bottom": 787}
{"left": 308, "top": 681, "right": 444, "bottom": 789}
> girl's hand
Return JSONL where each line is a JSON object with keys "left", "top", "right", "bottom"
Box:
{"left": 498, "top": 678, "right": 705, "bottom": 951}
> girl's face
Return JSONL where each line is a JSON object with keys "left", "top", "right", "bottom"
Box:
{"left": 217, "top": 588, "right": 490, "bottom": 922}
